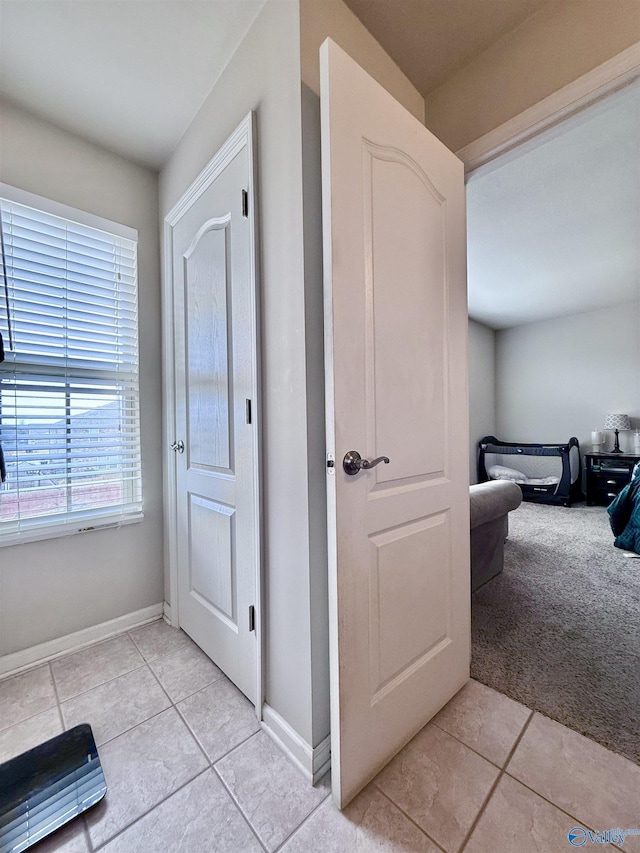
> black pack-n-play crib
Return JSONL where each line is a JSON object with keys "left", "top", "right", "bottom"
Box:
{"left": 478, "top": 436, "right": 583, "bottom": 507}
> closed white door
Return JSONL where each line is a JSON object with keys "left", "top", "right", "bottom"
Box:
{"left": 320, "top": 40, "right": 470, "bottom": 807}
{"left": 170, "top": 115, "right": 260, "bottom": 706}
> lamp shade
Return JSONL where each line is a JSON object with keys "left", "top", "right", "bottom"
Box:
{"left": 604, "top": 413, "right": 631, "bottom": 431}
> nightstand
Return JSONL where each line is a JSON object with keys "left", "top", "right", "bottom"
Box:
{"left": 585, "top": 452, "right": 640, "bottom": 506}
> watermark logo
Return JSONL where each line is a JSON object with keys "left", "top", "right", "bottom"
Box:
{"left": 568, "top": 827, "right": 640, "bottom": 846}
{"left": 568, "top": 828, "right": 587, "bottom": 847}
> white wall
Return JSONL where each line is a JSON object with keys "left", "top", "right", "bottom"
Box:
{"left": 0, "top": 100, "right": 164, "bottom": 658}
{"left": 160, "top": 0, "right": 327, "bottom": 752}
{"left": 496, "top": 302, "right": 640, "bottom": 456}
{"left": 468, "top": 319, "right": 496, "bottom": 483}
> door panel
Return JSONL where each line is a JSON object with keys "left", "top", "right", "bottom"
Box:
{"left": 184, "top": 221, "right": 232, "bottom": 472}
{"left": 366, "top": 148, "right": 446, "bottom": 482}
{"left": 370, "top": 512, "right": 450, "bottom": 695}
{"left": 188, "top": 496, "right": 235, "bottom": 623}
{"left": 171, "top": 116, "right": 260, "bottom": 707}
{"left": 321, "top": 39, "right": 470, "bottom": 808}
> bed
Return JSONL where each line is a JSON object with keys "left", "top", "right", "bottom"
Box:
{"left": 477, "top": 435, "right": 583, "bottom": 507}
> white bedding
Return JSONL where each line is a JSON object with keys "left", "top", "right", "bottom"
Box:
{"left": 488, "top": 464, "right": 560, "bottom": 486}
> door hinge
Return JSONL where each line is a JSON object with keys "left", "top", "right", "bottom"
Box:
{"left": 249, "top": 605, "right": 255, "bottom": 632}
{"left": 245, "top": 398, "right": 252, "bottom": 424}
{"left": 242, "top": 189, "right": 249, "bottom": 217}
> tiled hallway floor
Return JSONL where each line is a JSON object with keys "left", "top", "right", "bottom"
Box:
{"left": 1, "top": 621, "right": 639, "bottom": 853}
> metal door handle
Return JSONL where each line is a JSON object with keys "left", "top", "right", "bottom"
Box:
{"left": 171, "top": 440, "right": 185, "bottom": 453}
{"left": 343, "top": 450, "right": 390, "bottom": 476}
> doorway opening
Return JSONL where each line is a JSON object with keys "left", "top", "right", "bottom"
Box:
{"left": 466, "top": 78, "right": 640, "bottom": 764}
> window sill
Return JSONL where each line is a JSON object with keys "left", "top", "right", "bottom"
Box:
{"left": 0, "top": 512, "right": 144, "bottom": 548}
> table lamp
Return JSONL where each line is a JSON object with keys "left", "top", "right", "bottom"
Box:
{"left": 603, "top": 413, "right": 630, "bottom": 454}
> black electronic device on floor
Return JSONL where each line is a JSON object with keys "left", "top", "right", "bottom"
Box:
{"left": 0, "top": 724, "right": 106, "bottom": 853}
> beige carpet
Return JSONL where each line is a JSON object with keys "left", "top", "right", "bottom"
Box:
{"left": 471, "top": 500, "right": 640, "bottom": 765}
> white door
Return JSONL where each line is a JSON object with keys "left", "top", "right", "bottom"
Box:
{"left": 170, "top": 115, "right": 261, "bottom": 706}
{"left": 320, "top": 40, "right": 470, "bottom": 807}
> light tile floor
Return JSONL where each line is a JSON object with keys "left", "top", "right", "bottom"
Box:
{"left": 1, "top": 621, "right": 639, "bottom": 853}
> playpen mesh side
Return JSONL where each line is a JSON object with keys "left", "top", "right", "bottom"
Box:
{"left": 482, "top": 440, "right": 581, "bottom": 486}
{"left": 488, "top": 453, "right": 563, "bottom": 480}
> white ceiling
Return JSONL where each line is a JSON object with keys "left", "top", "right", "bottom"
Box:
{"left": 467, "top": 80, "right": 640, "bottom": 329}
{"left": 0, "top": 0, "right": 266, "bottom": 170}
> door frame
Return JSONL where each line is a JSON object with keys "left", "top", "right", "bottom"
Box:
{"left": 161, "top": 111, "right": 263, "bottom": 714}
{"left": 458, "top": 42, "right": 640, "bottom": 176}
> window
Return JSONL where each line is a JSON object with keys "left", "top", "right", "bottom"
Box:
{"left": 0, "top": 185, "right": 142, "bottom": 545}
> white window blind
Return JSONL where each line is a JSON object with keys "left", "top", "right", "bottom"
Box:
{"left": 0, "top": 187, "right": 142, "bottom": 545}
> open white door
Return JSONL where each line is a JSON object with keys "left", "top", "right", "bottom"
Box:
{"left": 167, "top": 114, "right": 261, "bottom": 707}
{"left": 321, "top": 40, "right": 470, "bottom": 807}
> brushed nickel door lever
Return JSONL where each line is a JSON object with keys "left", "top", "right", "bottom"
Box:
{"left": 343, "top": 450, "right": 390, "bottom": 476}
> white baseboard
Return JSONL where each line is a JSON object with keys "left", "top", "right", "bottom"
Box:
{"left": 0, "top": 603, "right": 164, "bottom": 679}
{"left": 312, "top": 733, "right": 332, "bottom": 782}
{"left": 163, "top": 602, "right": 173, "bottom": 625}
{"left": 261, "top": 703, "right": 331, "bottom": 785}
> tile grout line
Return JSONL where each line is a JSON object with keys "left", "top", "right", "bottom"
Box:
{"left": 143, "top": 657, "right": 177, "bottom": 707}
{"left": 457, "top": 709, "right": 535, "bottom": 853}
{"left": 0, "top": 705, "right": 60, "bottom": 738}
{"left": 0, "top": 645, "right": 222, "bottom": 743}
{"left": 2, "top": 653, "right": 224, "bottom": 763}
{"left": 0, "top": 626, "right": 157, "bottom": 686}
{"left": 211, "top": 727, "right": 264, "bottom": 766}
{"left": 125, "top": 627, "right": 146, "bottom": 658}
{"left": 56, "top": 661, "right": 148, "bottom": 706}
{"left": 372, "top": 784, "right": 449, "bottom": 853}
{"left": 430, "top": 719, "right": 509, "bottom": 771}
{"left": 90, "top": 767, "right": 211, "bottom": 852}
{"left": 52, "top": 662, "right": 95, "bottom": 853}
{"left": 58, "top": 699, "right": 171, "bottom": 757}
{"left": 48, "top": 661, "right": 66, "bottom": 735}
{"left": 144, "top": 663, "right": 218, "bottom": 770}
{"left": 82, "top": 814, "right": 95, "bottom": 853}
{"left": 0, "top": 664, "right": 60, "bottom": 737}
{"left": 52, "top": 661, "right": 96, "bottom": 853}
{"left": 269, "top": 789, "right": 333, "bottom": 853}
{"left": 212, "top": 764, "right": 270, "bottom": 853}
{"left": 500, "top": 767, "right": 629, "bottom": 847}
{"left": 1, "top": 660, "right": 150, "bottom": 743}
{"left": 125, "top": 626, "right": 194, "bottom": 665}
{"left": 164, "top": 666, "right": 262, "bottom": 769}
{"left": 148, "top": 668, "right": 227, "bottom": 707}
{"left": 56, "top": 634, "right": 207, "bottom": 748}
{"left": 211, "top": 728, "right": 333, "bottom": 853}
{"left": 61, "top": 660, "right": 174, "bottom": 751}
